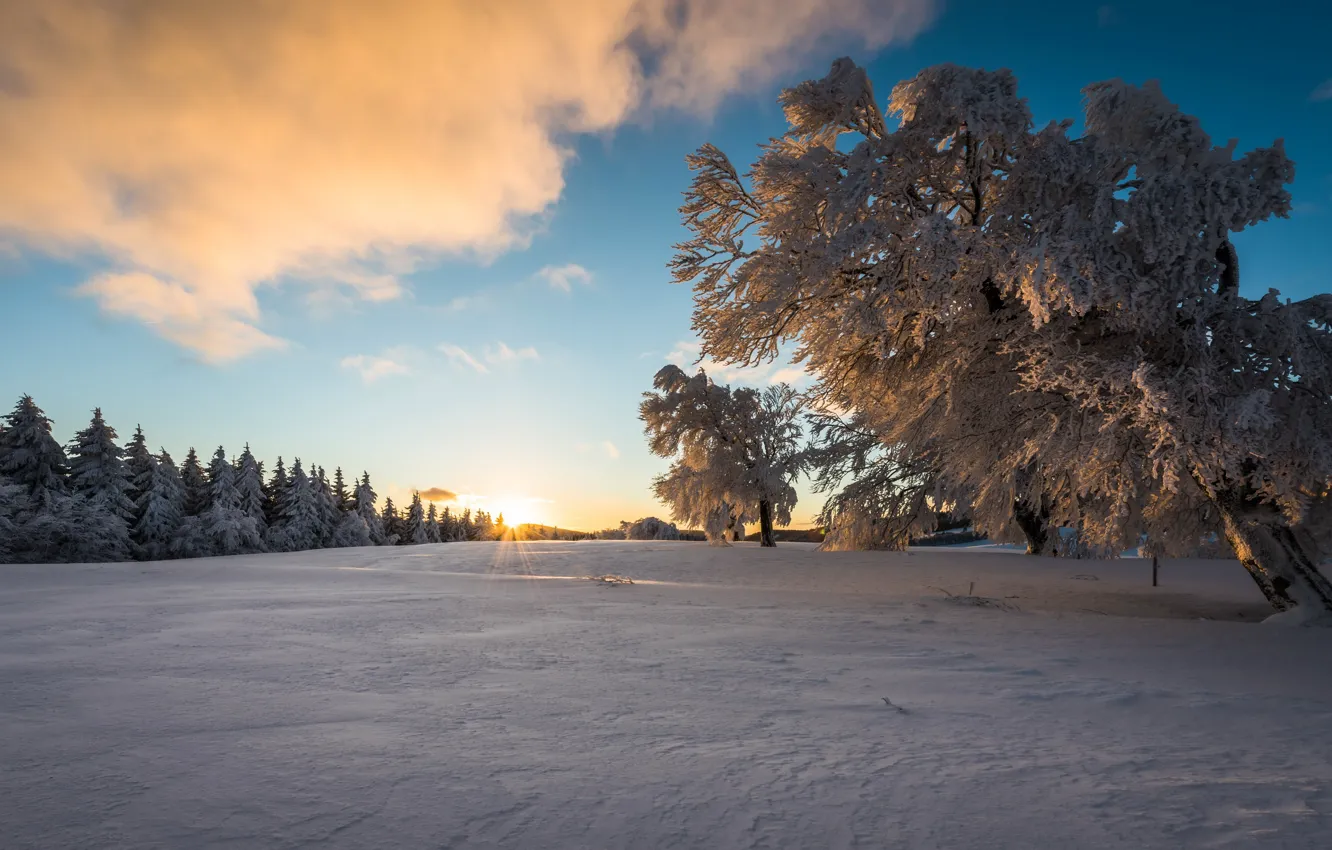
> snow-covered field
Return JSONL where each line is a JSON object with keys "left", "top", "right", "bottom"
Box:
{"left": 2, "top": 542, "right": 1329, "bottom": 849}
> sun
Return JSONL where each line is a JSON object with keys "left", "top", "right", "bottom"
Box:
{"left": 488, "top": 497, "right": 545, "bottom": 528}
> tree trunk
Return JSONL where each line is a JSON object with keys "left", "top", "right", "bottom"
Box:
{"left": 1215, "top": 491, "right": 1332, "bottom": 619}
{"left": 758, "top": 499, "right": 776, "bottom": 548}
{"left": 1012, "top": 498, "right": 1052, "bottom": 556}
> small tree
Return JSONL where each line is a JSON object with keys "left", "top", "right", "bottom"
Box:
{"left": 641, "top": 366, "right": 801, "bottom": 547}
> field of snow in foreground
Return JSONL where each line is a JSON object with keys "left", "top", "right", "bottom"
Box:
{"left": 1, "top": 542, "right": 1330, "bottom": 849}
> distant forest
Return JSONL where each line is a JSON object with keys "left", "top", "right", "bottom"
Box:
{"left": 0, "top": 396, "right": 503, "bottom": 564}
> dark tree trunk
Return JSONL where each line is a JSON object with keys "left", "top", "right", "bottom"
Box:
{"left": 758, "top": 499, "right": 776, "bottom": 548}
{"left": 1214, "top": 491, "right": 1332, "bottom": 618}
{"left": 1012, "top": 498, "right": 1052, "bottom": 556}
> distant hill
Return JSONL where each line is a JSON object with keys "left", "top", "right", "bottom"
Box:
{"left": 742, "top": 528, "right": 826, "bottom": 544}
{"left": 508, "top": 524, "right": 593, "bottom": 542}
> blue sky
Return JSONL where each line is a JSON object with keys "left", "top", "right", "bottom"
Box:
{"left": 2, "top": 0, "right": 1330, "bottom": 530}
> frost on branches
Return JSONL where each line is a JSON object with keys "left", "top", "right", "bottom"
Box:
{"left": 672, "top": 57, "right": 1332, "bottom": 618}
{"left": 641, "top": 365, "right": 801, "bottom": 547}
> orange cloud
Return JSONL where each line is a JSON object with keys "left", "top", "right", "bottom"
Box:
{"left": 0, "top": 0, "right": 937, "bottom": 360}
{"left": 419, "top": 487, "right": 458, "bottom": 503}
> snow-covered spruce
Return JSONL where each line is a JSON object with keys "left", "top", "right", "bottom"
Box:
{"left": 671, "top": 58, "right": 1332, "bottom": 618}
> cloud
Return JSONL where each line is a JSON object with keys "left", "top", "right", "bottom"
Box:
{"left": 0, "top": 1, "right": 937, "bottom": 361}
{"left": 1311, "top": 80, "right": 1332, "bottom": 102}
{"left": 78, "top": 271, "right": 286, "bottom": 363}
{"left": 603, "top": 441, "right": 621, "bottom": 459}
{"left": 666, "top": 338, "right": 812, "bottom": 387}
{"left": 768, "top": 366, "right": 809, "bottom": 386}
{"left": 340, "top": 350, "right": 412, "bottom": 383}
{"left": 419, "top": 487, "right": 458, "bottom": 502}
{"left": 537, "top": 263, "right": 593, "bottom": 292}
{"left": 440, "top": 343, "right": 489, "bottom": 374}
{"left": 1096, "top": 5, "right": 1115, "bottom": 27}
{"left": 485, "top": 341, "right": 540, "bottom": 364}
{"left": 439, "top": 293, "right": 488, "bottom": 314}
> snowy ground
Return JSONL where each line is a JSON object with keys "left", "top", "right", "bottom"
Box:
{"left": 2, "top": 542, "right": 1330, "bottom": 849}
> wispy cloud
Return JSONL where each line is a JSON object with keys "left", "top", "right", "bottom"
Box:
{"left": 1096, "top": 5, "right": 1115, "bottom": 27}
{"left": 537, "top": 263, "right": 594, "bottom": 293}
{"left": 485, "top": 341, "right": 540, "bottom": 365}
{"left": 665, "top": 339, "right": 810, "bottom": 387}
{"left": 603, "top": 441, "right": 621, "bottom": 459}
{"left": 1311, "top": 79, "right": 1332, "bottom": 102}
{"left": 419, "top": 487, "right": 457, "bottom": 502}
{"left": 0, "top": 1, "right": 937, "bottom": 361}
{"left": 439, "top": 293, "right": 488, "bottom": 314}
{"left": 440, "top": 343, "right": 489, "bottom": 374}
{"left": 340, "top": 350, "right": 412, "bottom": 383}
{"left": 440, "top": 340, "right": 539, "bottom": 372}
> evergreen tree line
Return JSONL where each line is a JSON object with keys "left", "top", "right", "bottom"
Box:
{"left": 0, "top": 395, "right": 502, "bottom": 564}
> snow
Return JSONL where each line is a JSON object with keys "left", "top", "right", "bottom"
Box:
{"left": 2, "top": 541, "right": 1329, "bottom": 849}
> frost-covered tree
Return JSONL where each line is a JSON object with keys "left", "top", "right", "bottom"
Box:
{"left": 672, "top": 58, "right": 1332, "bottom": 617}
{"left": 187, "top": 446, "right": 265, "bottom": 556}
{"left": 67, "top": 408, "right": 135, "bottom": 524}
{"left": 265, "top": 456, "right": 288, "bottom": 525}
{"left": 652, "top": 462, "right": 750, "bottom": 546}
{"left": 234, "top": 444, "right": 268, "bottom": 533}
{"left": 0, "top": 395, "right": 69, "bottom": 509}
{"left": 803, "top": 410, "right": 941, "bottom": 551}
{"left": 135, "top": 449, "right": 184, "bottom": 560}
{"left": 179, "top": 448, "right": 209, "bottom": 517}
{"left": 624, "top": 516, "right": 681, "bottom": 540}
{"left": 425, "top": 502, "right": 441, "bottom": 543}
{"left": 20, "top": 492, "right": 133, "bottom": 563}
{"left": 381, "top": 496, "right": 402, "bottom": 545}
{"left": 333, "top": 467, "right": 351, "bottom": 513}
{"left": 124, "top": 425, "right": 154, "bottom": 509}
{"left": 403, "top": 492, "right": 428, "bottom": 545}
{"left": 0, "top": 476, "right": 19, "bottom": 562}
{"left": 352, "top": 472, "right": 386, "bottom": 545}
{"left": 641, "top": 366, "right": 801, "bottom": 547}
{"left": 265, "top": 458, "right": 323, "bottom": 552}
{"left": 313, "top": 465, "right": 342, "bottom": 547}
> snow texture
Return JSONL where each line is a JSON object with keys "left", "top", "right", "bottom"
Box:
{"left": 1, "top": 542, "right": 1329, "bottom": 849}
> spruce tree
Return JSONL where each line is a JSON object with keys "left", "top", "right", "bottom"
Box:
{"left": 0, "top": 395, "right": 69, "bottom": 508}
{"left": 265, "top": 456, "right": 288, "bottom": 525}
{"left": 234, "top": 444, "right": 268, "bottom": 532}
{"left": 353, "top": 472, "right": 385, "bottom": 545}
{"left": 313, "top": 466, "right": 341, "bottom": 547}
{"left": 266, "top": 458, "right": 322, "bottom": 552}
{"left": 380, "top": 496, "right": 401, "bottom": 545}
{"left": 124, "top": 425, "right": 154, "bottom": 511}
{"left": 194, "top": 446, "right": 263, "bottom": 555}
{"left": 404, "top": 492, "right": 428, "bottom": 545}
{"left": 425, "top": 502, "right": 441, "bottom": 543}
{"left": 333, "top": 467, "right": 351, "bottom": 512}
{"left": 67, "top": 408, "right": 135, "bottom": 523}
{"left": 135, "top": 449, "right": 185, "bottom": 560}
{"left": 180, "top": 448, "right": 208, "bottom": 517}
